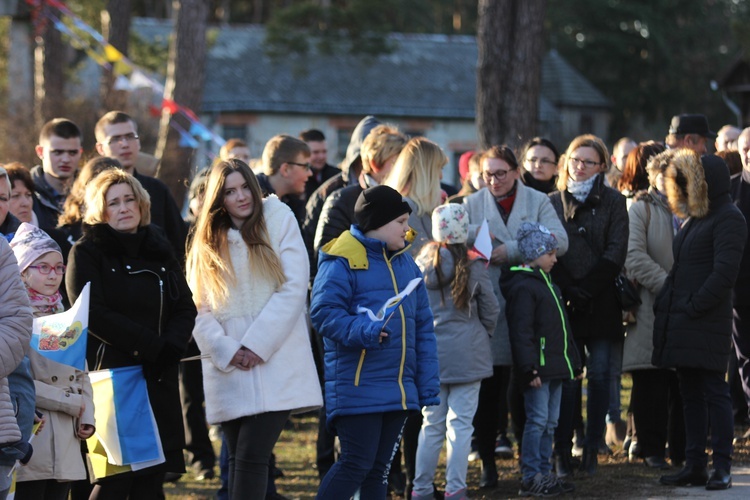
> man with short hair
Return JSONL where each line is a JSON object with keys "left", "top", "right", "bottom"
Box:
{"left": 665, "top": 114, "right": 716, "bottom": 155}
{"left": 717, "top": 125, "right": 742, "bottom": 152}
{"left": 95, "top": 111, "right": 187, "bottom": 261}
{"left": 606, "top": 137, "right": 637, "bottom": 188}
{"left": 299, "top": 129, "right": 340, "bottom": 199}
{"left": 219, "top": 138, "right": 251, "bottom": 164}
{"left": 32, "top": 118, "right": 83, "bottom": 232}
{"left": 314, "top": 124, "right": 408, "bottom": 253}
{"left": 255, "top": 134, "right": 312, "bottom": 226}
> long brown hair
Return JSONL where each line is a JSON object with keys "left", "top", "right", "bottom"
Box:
{"left": 186, "top": 159, "right": 285, "bottom": 310}
{"left": 429, "top": 242, "right": 472, "bottom": 311}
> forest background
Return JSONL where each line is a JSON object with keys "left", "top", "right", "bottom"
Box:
{"left": 1, "top": 0, "right": 749, "bottom": 208}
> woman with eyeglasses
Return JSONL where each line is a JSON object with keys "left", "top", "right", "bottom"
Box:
{"left": 66, "top": 169, "right": 197, "bottom": 499}
{"left": 463, "top": 145, "right": 568, "bottom": 488}
{"left": 548, "top": 134, "right": 629, "bottom": 477}
{"left": 520, "top": 137, "right": 560, "bottom": 194}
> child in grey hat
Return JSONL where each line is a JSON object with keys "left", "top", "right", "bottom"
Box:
{"left": 500, "top": 222, "right": 582, "bottom": 497}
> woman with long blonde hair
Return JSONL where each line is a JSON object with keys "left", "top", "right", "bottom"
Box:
{"left": 186, "top": 159, "right": 321, "bottom": 499}
{"left": 385, "top": 137, "right": 447, "bottom": 256}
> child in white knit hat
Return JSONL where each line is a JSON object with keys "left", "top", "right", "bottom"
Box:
{"left": 10, "top": 223, "right": 95, "bottom": 499}
{"left": 412, "top": 203, "right": 500, "bottom": 500}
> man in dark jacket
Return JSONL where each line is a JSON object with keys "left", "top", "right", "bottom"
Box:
{"left": 94, "top": 111, "right": 187, "bottom": 262}
{"left": 301, "top": 116, "right": 381, "bottom": 276}
{"left": 300, "top": 129, "right": 341, "bottom": 199}
{"left": 653, "top": 152, "right": 746, "bottom": 490}
{"left": 32, "top": 118, "right": 83, "bottom": 233}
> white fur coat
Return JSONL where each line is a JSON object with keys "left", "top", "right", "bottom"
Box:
{"left": 192, "top": 196, "right": 322, "bottom": 424}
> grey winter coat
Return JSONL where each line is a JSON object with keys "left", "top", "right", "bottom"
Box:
{"left": 416, "top": 244, "right": 499, "bottom": 384}
{"left": 0, "top": 238, "right": 34, "bottom": 456}
{"left": 464, "top": 182, "right": 568, "bottom": 365}
{"left": 623, "top": 191, "right": 675, "bottom": 372}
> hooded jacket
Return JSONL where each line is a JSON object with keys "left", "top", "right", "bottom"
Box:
{"left": 310, "top": 225, "right": 440, "bottom": 426}
{"left": 652, "top": 153, "right": 747, "bottom": 371}
{"left": 416, "top": 244, "right": 498, "bottom": 384}
{"left": 500, "top": 265, "right": 581, "bottom": 385}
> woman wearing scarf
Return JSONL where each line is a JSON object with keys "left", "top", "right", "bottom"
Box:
{"left": 548, "top": 135, "right": 629, "bottom": 477}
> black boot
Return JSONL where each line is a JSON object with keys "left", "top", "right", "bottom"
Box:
{"left": 555, "top": 450, "right": 574, "bottom": 478}
{"left": 480, "top": 459, "right": 498, "bottom": 488}
{"left": 659, "top": 464, "right": 708, "bottom": 486}
{"left": 579, "top": 446, "right": 598, "bottom": 477}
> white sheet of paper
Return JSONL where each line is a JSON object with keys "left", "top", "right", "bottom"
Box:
{"left": 473, "top": 219, "right": 492, "bottom": 260}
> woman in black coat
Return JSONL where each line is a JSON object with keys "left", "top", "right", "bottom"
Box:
{"left": 66, "top": 169, "right": 197, "bottom": 499}
{"left": 653, "top": 152, "right": 746, "bottom": 490}
{"left": 548, "top": 134, "right": 629, "bottom": 476}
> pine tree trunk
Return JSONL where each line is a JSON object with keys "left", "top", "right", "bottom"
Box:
{"left": 100, "top": 0, "right": 132, "bottom": 114}
{"left": 34, "top": 8, "right": 65, "bottom": 126}
{"left": 155, "top": 0, "right": 208, "bottom": 209}
{"left": 476, "top": 0, "right": 547, "bottom": 150}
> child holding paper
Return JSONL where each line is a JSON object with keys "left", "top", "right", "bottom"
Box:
{"left": 500, "top": 222, "right": 581, "bottom": 497}
{"left": 10, "top": 223, "right": 95, "bottom": 500}
{"left": 310, "top": 185, "right": 440, "bottom": 499}
{"left": 412, "top": 203, "right": 499, "bottom": 500}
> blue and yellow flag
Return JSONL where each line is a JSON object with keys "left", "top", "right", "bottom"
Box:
{"left": 31, "top": 282, "right": 90, "bottom": 371}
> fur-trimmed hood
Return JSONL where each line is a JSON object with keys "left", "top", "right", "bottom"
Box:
{"left": 663, "top": 150, "right": 709, "bottom": 219}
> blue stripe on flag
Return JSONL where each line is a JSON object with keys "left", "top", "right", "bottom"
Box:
{"left": 110, "top": 366, "right": 161, "bottom": 464}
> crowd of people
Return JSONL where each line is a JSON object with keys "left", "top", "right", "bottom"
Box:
{"left": 0, "top": 110, "right": 749, "bottom": 500}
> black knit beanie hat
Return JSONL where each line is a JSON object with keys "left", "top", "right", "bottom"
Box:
{"left": 354, "top": 185, "right": 412, "bottom": 233}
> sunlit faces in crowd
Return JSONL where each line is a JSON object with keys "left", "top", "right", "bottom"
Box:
{"left": 482, "top": 157, "right": 519, "bottom": 198}
{"left": 9, "top": 179, "right": 33, "bottom": 223}
{"left": 36, "top": 135, "right": 82, "bottom": 182}
{"left": 222, "top": 171, "right": 255, "bottom": 228}
{"left": 524, "top": 145, "right": 558, "bottom": 182}
{"left": 0, "top": 174, "right": 10, "bottom": 226}
{"left": 532, "top": 249, "right": 557, "bottom": 274}
{"left": 307, "top": 140, "right": 328, "bottom": 172}
{"left": 96, "top": 121, "right": 141, "bottom": 172}
{"left": 567, "top": 146, "right": 605, "bottom": 182}
{"left": 105, "top": 183, "right": 141, "bottom": 234}
{"left": 23, "top": 252, "right": 65, "bottom": 296}
{"left": 283, "top": 153, "right": 313, "bottom": 196}
{"left": 365, "top": 213, "right": 410, "bottom": 251}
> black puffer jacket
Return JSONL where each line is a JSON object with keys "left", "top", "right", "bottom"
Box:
{"left": 66, "top": 223, "right": 197, "bottom": 473}
{"left": 501, "top": 265, "right": 581, "bottom": 385}
{"left": 653, "top": 153, "right": 747, "bottom": 371}
{"left": 549, "top": 173, "right": 628, "bottom": 339}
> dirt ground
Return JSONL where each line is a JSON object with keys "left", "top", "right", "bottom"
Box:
{"left": 164, "top": 414, "right": 750, "bottom": 499}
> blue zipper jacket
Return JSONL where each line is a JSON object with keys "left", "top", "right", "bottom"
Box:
{"left": 310, "top": 226, "right": 440, "bottom": 426}
{"left": 500, "top": 265, "right": 582, "bottom": 386}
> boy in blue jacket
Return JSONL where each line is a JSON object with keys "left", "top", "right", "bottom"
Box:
{"left": 310, "top": 185, "right": 440, "bottom": 499}
{"left": 500, "top": 222, "right": 582, "bottom": 498}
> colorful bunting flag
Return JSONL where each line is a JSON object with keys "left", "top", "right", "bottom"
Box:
{"left": 31, "top": 282, "right": 89, "bottom": 371}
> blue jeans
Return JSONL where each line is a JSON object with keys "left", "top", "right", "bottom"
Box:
{"left": 606, "top": 338, "right": 624, "bottom": 424}
{"left": 317, "top": 411, "right": 408, "bottom": 500}
{"left": 556, "top": 338, "right": 611, "bottom": 452}
{"left": 521, "top": 379, "right": 562, "bottom": 482}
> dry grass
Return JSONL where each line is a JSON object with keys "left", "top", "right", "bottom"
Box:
{"left": 165, "top": 375, "right": 750, "bottom": 499}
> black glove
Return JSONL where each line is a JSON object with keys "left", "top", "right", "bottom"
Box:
{"left": 567, "top": 286, "right": 593, "bottom": 312}
{"left": 520, "top": 369, "right": 540, "bottom": 387}
{"left": 156, "top": 341, "right": 184, "bottom": 366}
